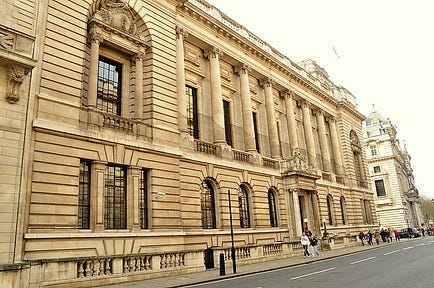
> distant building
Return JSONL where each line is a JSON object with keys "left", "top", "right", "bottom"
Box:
{"left": 1, "top": 0, "right": 376, "bottom": 286}
{"left": 363, "top": 110, "right": 423, "bottom": 230}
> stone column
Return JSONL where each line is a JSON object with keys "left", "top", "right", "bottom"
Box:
{"left": 92, "top": 161, "right": 106, "bottom": 232}
{"left": 87, "top": 30, "right": 103, "bottom": 108}
{"left": 261, "top": 78, "right": 280, "bottom": 158}
{"left": 329, "top": 117, "right": 345, "bottom": 176}
{"left": 134, "top": 51, "right": 145, "bottom": 119}
{"left": 205, "top": 47, "right": 226, "bottom": 144}
{"left": 301, "top": 101, "right": 316, "bottom": 167}
{"left": 128, "top": 166, "right": 141, "bottom": 231}
{"left": 284, "top": 90, "right": 299, "bottom": 154}
{"left": 176, "top": 26, "right": 188, "bottom": 133}
{"left": 235, "top": 64, "right": 256, "bottom": 152}
{"left": 316, "top": 110, "right": 331, "bottom": 172}
{"left": 311, "top": 192, "right": 321, "bottom": 235}
{"left": 291, "top": 188, "right": 302, "bottom": 237}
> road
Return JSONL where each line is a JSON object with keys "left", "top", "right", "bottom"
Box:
{"left": 186, "top": 238, "right": 434, "bottom": 288}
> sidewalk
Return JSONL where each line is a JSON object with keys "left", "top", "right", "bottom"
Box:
{"left": 100, "top": 240, "right": 406, "bottom": 288}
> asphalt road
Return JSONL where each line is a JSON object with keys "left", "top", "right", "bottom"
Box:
{"left": 187, "top": 238, "right": 434, "bottom": 288}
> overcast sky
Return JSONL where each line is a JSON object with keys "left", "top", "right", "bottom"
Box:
{"left": 206, "top": 0, "right": 434, "bottom": 199}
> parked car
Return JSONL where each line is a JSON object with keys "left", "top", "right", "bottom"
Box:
{"left": 400, "top": 228, "right": 420, "bottom": 238}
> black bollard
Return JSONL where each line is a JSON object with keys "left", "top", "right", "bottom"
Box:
{"left": 219, "top": 253, "right": 225, "bottom": 276}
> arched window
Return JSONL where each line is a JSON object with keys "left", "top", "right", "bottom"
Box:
{"left": 326, "top": 195, "right": 334, "bottom": 225}
{"left": 268, "top": 189, "right": 278, "bottom": 227}
{"left": 340, "top": 196, "right": 346, "bottom": 225}
{"left": 200, "top": 180, "right": 216, "bottom": 229}
{"left": 238, "top": 186, "right": 250, "bottom": 228}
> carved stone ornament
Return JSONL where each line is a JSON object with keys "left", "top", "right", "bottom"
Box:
{"left": 281, "top": 148, "right": 314, "bottom": 174}
{"left": 6, "top": 65, "right": 26, "bottom": 104}
{"left": 93, "top": 0, "right": 139, "bottom": 37}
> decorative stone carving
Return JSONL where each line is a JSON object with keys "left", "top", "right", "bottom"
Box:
{"left": 281, "top": 148, "right": 315, "bottom": 174}
{"left": 175, "top": 26, "right": 188, "bottom": 40}
{"left": 234, "top": 64, "right": 251, "bottom": 75}
{"left": 204, "top": 47, "right": 223, "bottom": 59}
{"left": 93, "top": 0, "right": 139, "bottom": 37}
{"left": 0, "top": 31, "right": 15, "bottom": 51}
{"left": 6, "top": 66, "right": 26, "bottom": 104}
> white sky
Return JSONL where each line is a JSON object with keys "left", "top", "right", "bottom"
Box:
{"left": 206, "top": 0, "right": 434, "bottom": 199}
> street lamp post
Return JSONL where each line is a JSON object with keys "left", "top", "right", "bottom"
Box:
{"left": 322, "top": 218, "right": 328, "bottom": 239}
{"left": 227, "top": 190, "right": 236, "bottom": 274}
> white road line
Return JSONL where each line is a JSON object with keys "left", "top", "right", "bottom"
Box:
{"left": 416, "top": 243, "right": 424, "bottom": 246}
{"left": 290, "top": 267, "right": 336, "bottom": 280}
{"left": 384, "top": 250, "right": 400, "bottom": 256}
{"left": 403, "top": 246, "right": 413, "bottom": 250}
{"left": 350, "top": 256, "right": 376, "bottom": 265}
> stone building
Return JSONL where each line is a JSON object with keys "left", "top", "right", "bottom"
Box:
{"left": 1, "top": 0, "right": 376, "bottom": 286}
{"left": 363, "top": 110, "right": 422, "bottom": 231}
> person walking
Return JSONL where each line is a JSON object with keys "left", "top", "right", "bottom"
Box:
{"left": 366, "top": 230, "right": 373, "bottom": 245}
{"left": 374, "top": 230, "right": 380, "bottom": 245}
{"left": 394, "top": 229, "right": 400, "bottom": 241}
{"left": 310, "top": 234, "right": 320, "bottom": 257}
{"left": 301, "top": 232, "right": 310, "bottom": 258}
{"left": 358, "top": 231, "right": 365, "bottom": 246}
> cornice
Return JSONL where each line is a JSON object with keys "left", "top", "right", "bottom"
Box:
{"left": 178, "top": 1, "right": 349, "bottom": 111}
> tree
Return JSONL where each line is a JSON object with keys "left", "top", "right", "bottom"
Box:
{"left": 419, "top": 195, "right": 434, "bottom": 228}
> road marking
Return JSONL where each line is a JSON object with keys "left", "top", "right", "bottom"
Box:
{"left": 416, "top": 243, "right": 425, "bottom": 247}
{"left": 290, "top": 267, "right": 336, "bottom": 280}
{"left": 384, "top": 250, "right": 400, "bottom": 256}
{"left": 350, "top": 256, "right": 376, "bottom": 265}
{"left": 403, "top": 246, "right": 413, "bottom": 250}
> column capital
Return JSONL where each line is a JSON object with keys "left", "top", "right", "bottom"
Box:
{"left": 133, "top": 51, "right": 146, "bottom": 62}
{"left": 315, "top": 109, "right": 324, "bottom": 117}
{"left": 234, "top": 64, "right": 251, "bottom": 75}
{"left": 88, "top": 30, "right": 104, "bottom": 44}
{"left": 204, "top": 46, "right": 223, "bottom": 59}
{"left": 175, "top": 25, "right": 188, "bottom": 40}
{"left": 260, "top": 78, "right": 274, "bottom": 88}
{"left": 301, "top": 99, "right": 311, "bottom": 109}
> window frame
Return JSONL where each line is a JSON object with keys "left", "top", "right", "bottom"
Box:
{"left": 374, "top": 179, "right": 386, "bottom": 196}
{"left": 223, "top": 99, "right": 233, "bottom": 147}
{"left": 268, "top": 189, "right": 278, "bottom": 227}
{"left": 97, "top": 56, "right": 123, "bottom": 116}
{"left": 104, "top": 164, "right": 127, "bottom": 230}
{"left": 186, "top": 85, "right": 199, "bottom": 139}
{"left": 201, "top": 180, "right": 216, "bottom": 229}
{"left": 139, "top": 168, "right": 149, "bottom": 229}
{"left": 78, "top": 161, "right": 91, "bottom": 230}
{"left": 238, "top": 186, "right": 251, "bottom": 228}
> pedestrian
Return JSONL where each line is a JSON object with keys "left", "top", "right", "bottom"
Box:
{"left": 301, "top": 232, "right": 310, "bottom": 258}
{"left": 310, "top": 234, "right": 320, "bottom": 257}
{"left": 421, "top": 227, "right": 425, "bottom": 237}
{"left": 366, "top": 230, "right": 373, "bottom": 245}
{"left": 374, "top": 230, "right": 380, "bottom": 244}
{"left": 358, "top": 231, "right": 365, "bottom": 246}
{"left": 394, "top": 229, "right": 400, "bottom": 241}
{"left": 388, "top": 228, "right": 393, "bottom": 242}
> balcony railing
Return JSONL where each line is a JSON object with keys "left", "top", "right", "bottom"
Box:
{"left": 233, "top": 149, "right": 251, "bottom": 162}
{"left": 195, "top": 140, "right": 218, "bottom": 155}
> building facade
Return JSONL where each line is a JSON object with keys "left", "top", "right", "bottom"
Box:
{"left": 1, "top": 0, "right": 376, "bottom": 286}
{"left": 363, "top": 110, "right": 422, "bottom": 231}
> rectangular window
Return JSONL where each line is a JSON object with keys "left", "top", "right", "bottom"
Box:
{"left": 223, "top": 100, "right": 233, "bottom": 146}
{"left": 375, "top": 179, "right": 386, "bottom": 196}
{"left": 186, "top": 85, "right": 199, "bottom": 139}
{"left": 252, "top": 112, "right": 260, "bottom": 153}
{"left": 104, "top": 165, "right": 126, "bottom": 229}
{"left": 78, "top": 161, "right": 91, "bottom": 229}
{"left": 97, "top": 57, "right": 122, "bottom": 115}
{"left": 139, "top": 168, "right": 149, "bottom": 229}
{"left": 370, "top": 145, "right": 377, "bottom": 156}
{"left": 373, "top": 166, "right": 381, "bottom": 173}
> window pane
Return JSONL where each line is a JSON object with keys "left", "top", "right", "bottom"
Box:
{"left": 104, "top": 165, "right": 126, "bottom": 229}
{"left": 200, "top": 181, "right": 216, "bottom": 229}
{"left": 375, "top": 179, "right": 386, "bottom": 196}
{"left": 186, "top": 86, "right": 199, "bottom": 139}
{"left": 238, "top": 187, "right": 250, "bottom": 228}
{"left": 268, "top": 190, "right": 278, "bottom": 227}
{"left": 78, "top": 161, "right": 91, "bottom": 229}
{"left": 223, "top": 100, "right": 232, "bottom": 147}
{"left": 140, "top": 169, "right": 148, "bottom": 229}
{"left": 97, "top": 57, "right": 122, "bottom": 115}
